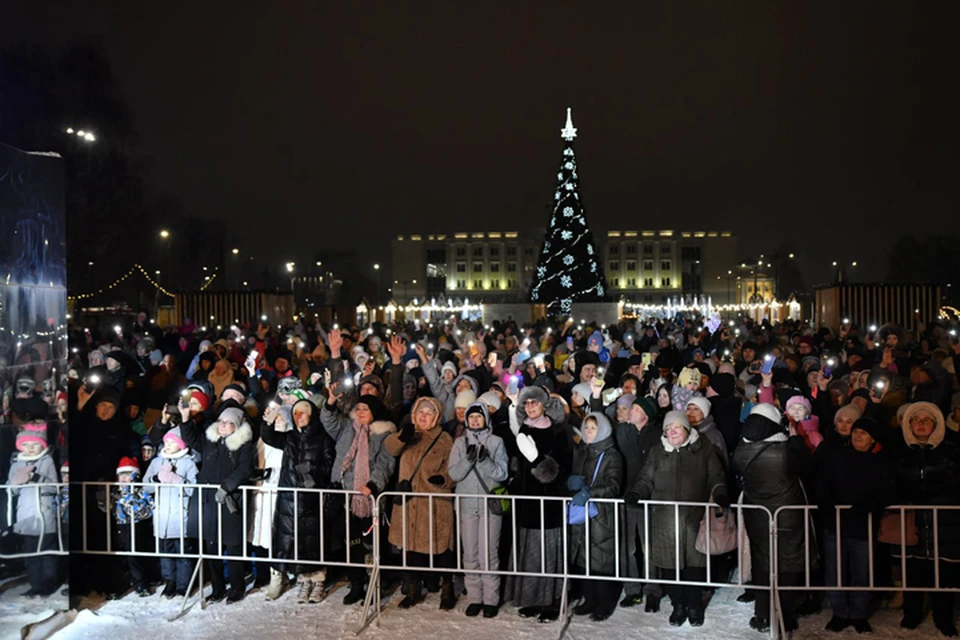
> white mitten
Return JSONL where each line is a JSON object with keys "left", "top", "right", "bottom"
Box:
{"left": 516, "top": 433, "right": 539, "bottom": 463}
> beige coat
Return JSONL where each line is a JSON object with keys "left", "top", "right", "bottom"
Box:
{"left": 385, "top": 398, "right": 455, "bottom": 555}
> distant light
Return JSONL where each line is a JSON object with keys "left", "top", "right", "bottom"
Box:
{"left": 373, "top": 263, "right": 380, "bottom": 270}
{"left": 851, "top": 261, "right": 858, "bottom": 267}
{"left": 77, "top": 130, "right": 85, "bottom": 137}
{"left": 85, "top": 133, "right": 95, "bottom": 142}
{"left": 160, "top": 230, "right": 170, "bottom": 239}
{"left": 412, "top": 279, "right": 417, "bottom": 284}
{"left": 788, "top": 253, "right": 795, "bottom": 259}
{"left": 155, "top": 270, "right": 161, "bottom": 275}
{"left": 316, "top": 261, "right": 322, "bottom": 266}
{"left": 202, "top": 266, "right": 208, "bottom": 271}
{"left": 232, "top": 248, "right": 239, "bottom": 255}
{"left": 832, "top": 261, "right": 838, "bottom": 266}
{"left": 243, "top": 281, "right": 248, "bottom": 286}
{"left": 66, "top": 128, "right": 74, "bottom": 134}
{"left": 88, "top": 261, "right": 94, "bottom": 266}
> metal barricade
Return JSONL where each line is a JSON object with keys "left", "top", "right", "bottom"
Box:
{"left": 0, "top": 482, "right": 69, "bottom": 559}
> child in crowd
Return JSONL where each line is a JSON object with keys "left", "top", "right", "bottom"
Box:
{"left": 144, "top": 432, "right": 199, "bottom": 598}
{"left": 111, "top": 457, "right": 155, "bottom": 597}
{"left": 7, "top": 422, "right": 61, "bottom": 596}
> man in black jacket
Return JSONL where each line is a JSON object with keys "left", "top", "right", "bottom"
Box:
{"left": 614, "top": 396, "right": 664, "bottom": 610}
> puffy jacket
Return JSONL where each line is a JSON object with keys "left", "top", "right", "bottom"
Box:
{"left": 8, "top": 452, "right": 59, "bottom": 536}
{"left": 143, "top": 450, "right": 199, "bottom": 539}
{"left": 631, "top": 429, "right": 727, "bottom": 570}
{"left": 448, "top": 414, "right": 509, "bottom": 516}
{"left": 568, "top": 436, "right": 624, "bottom": 575}
{"left": 613, "top": 418, "right": 662, "bottom": 496}
{"left": 262, "top": 400, "right": 338, "bottom": 565}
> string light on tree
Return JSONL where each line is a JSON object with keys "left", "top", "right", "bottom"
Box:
{"left": 528, "top": 108, "right": 607, "bottom": 313}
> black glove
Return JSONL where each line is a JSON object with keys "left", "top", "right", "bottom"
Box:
{"left": 466, "top": 444, "right": 478, "bottom": 462}
{"left": 715, "top": 494, "right": 731, "bottom": 509}
{"left": 396, "top": 479, "right": 412, "bottom": 493}
{"left": 397, "top": 421, "right": 415, "bottom": 444}
{"left": 366, "top": 481, "right": 380, "bottom": 497}
{"left": 427, "top": 474, "right": 445, "bottom": 487}
{"left": 477, "top": 444, "right": 488, "bottom": 462}
{"left": 624, "top": 492, "right": 642, "bottom": 508}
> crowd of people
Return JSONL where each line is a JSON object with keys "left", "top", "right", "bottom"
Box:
{"left": 3, "top": 310, "right": 960, "bottom": 636}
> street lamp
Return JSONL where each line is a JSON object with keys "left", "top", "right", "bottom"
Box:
{"left": 373, "top": 264, "right": 381, "bottom": 305}
{"left": 232, "top": 248, "right": 239, "bottom": 255}
{"left": 159, "top": 230, "right": 170, "bottom": 239}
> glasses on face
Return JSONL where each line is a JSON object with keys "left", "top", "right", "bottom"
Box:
{"left": 523, "top": 399, "right": 541, "bottom": 406}
{"left": 910, "top": 416, "right": 936, "bottom": 427}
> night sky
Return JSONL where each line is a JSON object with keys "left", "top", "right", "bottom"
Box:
{"left": 8, "top": 2, "right": 960, "bottom": 286}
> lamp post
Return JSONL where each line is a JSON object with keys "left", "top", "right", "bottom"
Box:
{"left": 373, "top": 263, "right": 380, "bottom": 305}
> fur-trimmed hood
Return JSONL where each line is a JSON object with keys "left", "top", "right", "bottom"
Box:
{"left": 370, "top": 420, "right": 397, "bottom": 436}
{"left": 206, "top": 421, "right": 255, "bottom": 451}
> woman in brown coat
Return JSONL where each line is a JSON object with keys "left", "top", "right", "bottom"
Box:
{"left": 385, "top": 396, "right": 457, "bottom": 610}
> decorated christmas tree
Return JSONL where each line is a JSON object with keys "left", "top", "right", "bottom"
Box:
{"left": 528, "top": 108, "right": 607, "bottom": 315}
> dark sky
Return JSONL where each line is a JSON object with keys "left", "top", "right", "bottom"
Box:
{"left": 8, "top": 1, "right": 960, "bottom": 285}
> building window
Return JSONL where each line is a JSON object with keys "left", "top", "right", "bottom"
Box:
{"left": 473, "top": 279, "right": 483, "bottom": 289}
{"left": 490, "top": 262, "right": 500, "bottom": 273}
{"left": 472, "top": 247, "right": 483, "bottom": 258}
{"left": 643, "top": 277, "right": 654, "bottom": 287}
{"left": 507, "top": 246, "right": 517, "bottom": 257}
{"left": 507, "top": 261, "right": 517, "bottom": 273}
{"left": 661, "top": 277, "right": 671, "bottom": 287}
{"left": 473, "top": 263, "right": 484, "bottom": 273}
{"left": 456, "top": 262, "right": 466, "bottom": 273}
{"left": 643, "top": 260, "right": 654, "bottom": 271}
{"left": 507, "top": 278, "right": 517, "bottom": 288}
{"left": 524, "top": 247, "right": 534, "bottom": 257}
{"left": 610, "top": 277, "right": 620, "bottom": 288}
{"left": 681, "top": 246, "right": 701, "bottom": 260}
{"left": 609, "top": 245, "right": 620, "bottom": 255}
{"left": 455, "top": 246, "right": 466, "bottom": 258}
{"left": 643, "top": 244, "right": 654, "bottom": 255}
{"left": 626, "top": 260, "right": 637, "bottom": 272}
{"left": 490, "top": 279, "right": 500, "bottom": 288}
{"left": 661, "top": 260, "right": 672, "bottom": 271}
{"left": 456, "top": 279, "right": 466, "bottom": 289}
{"left": 627, "top": 277, "right": 637, "bottom": 287}
{"left": 490, "top": 247, "right": 500, "bottom": 257}
{"left": 661, "top": 245, "right": 671, "bottom": 255}
{"left": 626, "top": 244, "right": 637, "bottom": 255}
{"left": 609, "top": 260, "right": 620, "bottom": 272}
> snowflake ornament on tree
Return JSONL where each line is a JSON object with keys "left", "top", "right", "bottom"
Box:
{"left": 527, "top": 108, "right": 608, "bottom": 313}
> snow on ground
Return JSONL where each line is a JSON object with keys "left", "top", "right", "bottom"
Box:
{"left": 0, "top": 578, "right": 69, "bottom": 640}
{"left": 0, "top": 579, "right": 948, "bottom": 640}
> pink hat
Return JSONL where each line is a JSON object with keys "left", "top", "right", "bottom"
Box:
{"left": 162, "top": 431, "right": 187, "bottom": 451}
{"left": 785, "top": 396, "right": 812, "bottom": 414}
{"left": 16, "top": 422, "right": 48, "bottom": 451}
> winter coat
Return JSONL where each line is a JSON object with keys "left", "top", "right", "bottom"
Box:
{"left": 892, "top": 432, "right": 960, "bottom": 561}
{"left": 631, "top": 429, "right": 727, "bottom": 570}
{"left": 249, "top": 438, "right": 284, "bottom": 549}
{"left": 262, "top": 402, "right": 339, "bottom": 565}
{"left": 508, "top": 421, "right": 573, "bottom": 530}
{"left": 613, "top": 419, "right": 662, "bottom": 496}
{"left": 385, "top": 418, "right": 455, "bottom": 555}
{"left": 448, "top": 426, "right": 509, "bottom": 516}
{"left": 143, "top": 450, "right": 199, "bottom": 539}
{"left": 710, "top": 393, "right": 743, "bottom": 453}
{"left": 816, "top": 444, "right": 894, "bottom": 541}
{"left": 320, "top": 405, "right": 398, "bottom": 497}
{"left": 7, "top": 451, "right": 59, "bottom": 537}
{"left": 695, "top": 415, "right": 729, "bottom": 468}
{"left": 568, "top": 437, "right": 624, "bottom": 575}
{"left": 733, "top": 431, "right": 813, "bottom": 574}
{"left": 111, "top": 484, "right": 154, "bottom": 525}
{"left": 182, "top": 417, "right": 255, "bottom": 546}
{"left": 422, "top": 359, "right": 459, "bottom": 423}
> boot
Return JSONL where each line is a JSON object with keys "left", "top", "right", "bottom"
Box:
{"left": 398, "top": 578, "right": 422, "bottom": 609}
{"left": 669, "top": 605, "right": 688, "bottom": 626}
{"left": 439, "top": 578, "right": 458, "bottom": 611}
{"left": 342, "top": 579, "right": 366, "bottom": 605}
{"left": 688, "top": 608, "right": 704, "bottom": 627}
{"left": 265, "top": 568, "right": 287, "bottom": 601}
{"left": 644, "top": 594, "right": 661, "bottom": 613}
{"left": 308, "top": 580, "right": 326, "bottom": 604}
{"left": 296, "top": 578, "right": 313, "bottom": 604}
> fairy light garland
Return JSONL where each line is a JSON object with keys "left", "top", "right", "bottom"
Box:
{"left": 199, "top": 272, "right": 217, "bottom": 291}
{"left": 68, "top": 263, "right": 177, "bottom": 301}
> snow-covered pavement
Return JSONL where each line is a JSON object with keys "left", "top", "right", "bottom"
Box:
{"left": 0, "top": 578, "right": 947, "bottom": 640}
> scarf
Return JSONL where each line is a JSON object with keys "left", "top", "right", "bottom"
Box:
{"left": 525, "top": 415, "right": 552, "bottom": 429}
{"left": 342, "top": 421, "right": 372, "bottom": 518}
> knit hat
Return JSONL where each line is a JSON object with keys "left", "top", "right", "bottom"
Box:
{"left": 632, "top": 396, "right": 658, "bottom": 422}
{"left": 571, "top": 382, "right": 593, "bottom": 402}
{"left": 833, "top": 404, "right": 863, "bottom": 427}
{"left": 455, "top": 390, "right": 477, "bottom": 410}
{"left": 116, "top": 457, "right": 140, "bottom": 476}
{"left": 140, "top": 435, "right": 155, "bottom": 450}
{"left": 785, "top": 395, "right": 812, "bottom": 416}
{"left": 162, "top": 431, "right": 187, "bottom": 451}
{"left": 616, "top": 393, "right": 637, "bottom": 408}
{"left": 218, "top": 407, "right": 245, "bottom": 427}
{"left": 662, "top": 410, "right": 691, "bottom": 433}
{"left": 851, "top": 417, "right": 881, "bottom": 443}
{"left": 95, "top": 386, "right": 122, "bottom": 410}
{"left": 190, "top": 390, "right": 210, "bottom": 412}
{"left": 441, "top": 361, "right": 458, "bottom": 378}
{"left": 477, "top": 390, "right": 502, "bottom": 412}
{"left": 686, "top": 396, "right": 712, "bottom": 418}
{"left": 677, "top": 367, "right": 701, "bottom": 388}
{"left": 16, "top": 422, "right": 48, "bottom": 451}
{"left": 356, "top": 394, "right": 387, "bottom": 422}
{"left": 199, "top": 339, "right": 213, "bottom": 352}
{"left": 584, "top": 411, "right": 613, "bottom": 443}
{"left": 741, "top": 404, "right": 784, "bottom": 442}
{"left": 465, "top": 402, "right": 489, "bottom": 428}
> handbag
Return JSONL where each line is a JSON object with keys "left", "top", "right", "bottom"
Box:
{"left": 469, "top": 464, "right": 510, "bottom": 516}
{"left": 696, "top": 507, "right": 738, "bottom": 555}
{"left": 878, "top": 509, "right": 919, "bottom": 546}
{"left": 568, "top": 452, "right": 605, "bottom": 526}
